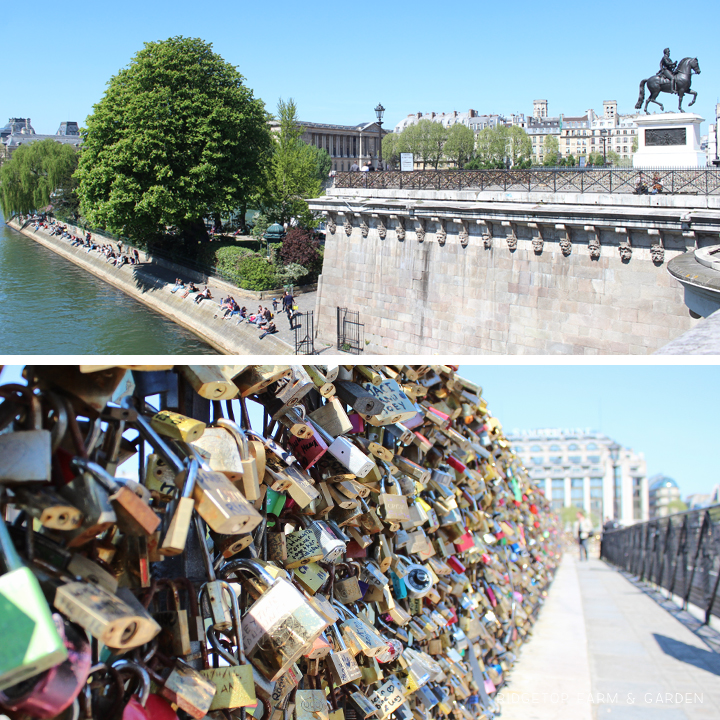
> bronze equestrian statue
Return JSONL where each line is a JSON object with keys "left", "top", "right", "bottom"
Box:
{"left": 635, "top": 49, "right": 700, "bottom": 113}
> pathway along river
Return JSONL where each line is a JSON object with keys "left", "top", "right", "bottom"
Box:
{"left": 0, "top": 217, "right": 215, "bottom": 354}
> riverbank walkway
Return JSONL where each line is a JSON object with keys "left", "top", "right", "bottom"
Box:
{"left": 498, "top": 554, "right": 720, "bottom": 720}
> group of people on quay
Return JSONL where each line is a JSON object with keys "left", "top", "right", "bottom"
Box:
{"left": 23, "top": 215, "right": 141, "bottom": 267}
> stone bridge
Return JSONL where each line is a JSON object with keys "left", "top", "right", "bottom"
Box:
{"left": 308, "top": 182, "right": 720, "bottom": 354}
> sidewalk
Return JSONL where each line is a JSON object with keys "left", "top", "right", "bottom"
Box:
{"left": 497, "top": 554, "right": 720, "bottom": 720}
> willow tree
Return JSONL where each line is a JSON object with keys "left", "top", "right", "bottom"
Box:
{"left": 0, "top": 139, "right": 78, "bottom": 217}
{"left": 75, "top": 36, "right": 272, "bottom": 243}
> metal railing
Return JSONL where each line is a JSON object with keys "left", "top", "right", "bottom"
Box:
{"left": 336, "top": 307, "right": 364, "bottom": 354}
{"left": 601, "top": 505, "right": 720, "bottom": 623}
{"left": 334, "top": 167, "right": 720, "bottom": 195}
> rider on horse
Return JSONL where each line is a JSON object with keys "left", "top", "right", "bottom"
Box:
{"left": 657, "top": 48, "right": 678, "bottom": 93}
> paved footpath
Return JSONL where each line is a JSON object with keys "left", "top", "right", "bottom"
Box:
{"left": 497, "top": 554, "right": 720, "bottom": 720}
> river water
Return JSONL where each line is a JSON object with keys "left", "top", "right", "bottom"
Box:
{"left": 0, "top": 217, "right": 216, "bottom": 354}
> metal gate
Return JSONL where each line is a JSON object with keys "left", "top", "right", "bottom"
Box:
{"left": 336, "top": 307, "right": 364, "bottom": 354}
{"left": 294, "top": 311, "right": 315, "bottom": 355}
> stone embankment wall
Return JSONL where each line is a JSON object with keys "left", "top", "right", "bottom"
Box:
{"left": 309, "top": 188, "right": 719, "bottom": 354}
{"left": 8, "top": 219, "right": 292, "bottom": 355}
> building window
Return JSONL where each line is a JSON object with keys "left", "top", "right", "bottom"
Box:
{"left": 531, "top": 456, "right": 543, "bottom": 465}
{"left": 569, "top": 456, "right": 582, "bottom": 464}
{"left": 571, "top": 478, "right": 584, "bottom": 509}
{"left": 633, "top": 478, "right": 643, "bottom": 519}
{"left": 552, "top": 478, "right": 565, "bottom": 507}
{"left": 549, "top": 444, "right": 561, "bottom": 452}
{"left": 587, "top": 455, "right": 601, "bottom": 463}
{"left": 613, "top": 463, "right": 622, "bottom": 520}
{"left": 531, "top": 445, "right": 542, "bottom": 452}
{"left": 550, "top": 456, "right": 562, "bottom": 465}
{"left": 590, "top": 477, "right": 604, "bottom": 521}
{"left": 568, "top": 444, "right": 579, "bottom": 451}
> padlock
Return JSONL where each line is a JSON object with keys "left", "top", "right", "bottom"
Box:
{"left": 327, "top": 621, "right": 363, "bottom": 686}
{"left": 234, "top": 365, "right": 292, "bottom": 396}
{"left": 335, "top": 604, "right": 387, "bottom": 658}
{"left": 309, "top": 397, "right": 354, "bottom": 438}
{"left": 215, "top": 418, "right": 261, "bottom": 501}
{"left": 150, "top": 409, "right": 206, "bottom": 443}
{"left": 359, "top": 380, "right": 418, "bottom": 427}
{"left": 0, "top": 512, "right": 68, "bottom": 691}
{"left": 0, "top": 384, "right": 52, "bottom": 483}
{"left": 153, "top": 657, "right": 217, "bottom": 719}
{"left": 303, "top": 365, "right": 336, "bottom": 399}
{"left": 12, "top": 487, "right": 83, "bottom": 531}
{"left": 178, "top": 365, "right": 239, "bottom": 400}
{"left": 368, "top": 676, "right": 406, "bottom": 720}
{"left": 220, "top": 558, "right": 328, "bottom": 681}
{"left": 334, "top": 381, "right": 385, "bottom": 416}
{"left": 377, "top": 471, "right": 410, "bottom": 524}
{"left": 266, "top": 465, "right": 320, "bottom": 509}
{"left": 295, "top": 688, "right": 329, "bottom": 720}
{"left": 154, "top": 580, "right": 192, "bottom": 658}
{"left": 307, "top": 419, "right": 375, "bottom": 479}
{"left": 113, "top": 659, "right": 179, "bottom": 720}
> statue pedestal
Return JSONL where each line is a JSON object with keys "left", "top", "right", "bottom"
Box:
{"left": 633, "top": 113, "right": 706, "bottom": 168}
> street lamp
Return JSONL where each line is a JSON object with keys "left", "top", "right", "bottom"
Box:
{"left": 608, "top": 442, "right": 621, "bottom": 523}
{"left": 600, "top": 128, "right": 608, "bottom": 166}
{"left": 375, "top": 103, "right": 385, "bottom": 169}
{"left": 713, "top": 105, "right": 720, "bottom": 167}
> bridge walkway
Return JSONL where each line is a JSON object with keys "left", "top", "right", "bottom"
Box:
{"left": 497, "top": 554, "right": 720, "bottom": 720}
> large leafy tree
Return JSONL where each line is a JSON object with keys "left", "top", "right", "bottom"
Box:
{"left": 0, "top": 139, "right": 78, "bottom": 217}
{"left": 256, "top": 98, "right": 323, "bottom": 227}
{"left": 542, "top": 135, "right": 560, "bottom": 166}
{"left": 443, "top": 124, "right": 475, "bottom": 168}
{"left": 381, "top": 132, "right": 401, "bottom": 169}
{"left": 399, "top": 120, "right": 448, "bottom": 169}
{"left": 75, "top": 36, "right": 272, "bottom": 243}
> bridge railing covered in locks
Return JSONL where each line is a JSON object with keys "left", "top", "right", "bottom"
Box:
{"left": 0, "top": 364, "right": 560, "bottom": 720}
{"left": 601, "top": 505, "right": 720, "bottom": 624}
{"left": 333, "top": 168, "right": 720, "bottom": 195}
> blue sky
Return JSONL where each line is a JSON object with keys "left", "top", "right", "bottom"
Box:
{"left": 2, "top": 0, "right": 717, "bottom": 136}
{"left": 458, "top": 365, "right": 718, "bottom": 498}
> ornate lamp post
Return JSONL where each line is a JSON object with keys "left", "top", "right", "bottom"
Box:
{"left": 609, "top": 442, "right": 621, "bottom": 523}
{"left": 375, "top": 103, "right": 385, "bottom": 169}
{"left": 600, "top": 128, "right": 608, "bottom": 166}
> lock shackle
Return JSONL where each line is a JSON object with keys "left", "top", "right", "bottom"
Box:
{"left": 207, "top": 626, "right": 237, "bottom": 666}
{"left": 71, "top": 458, "right": 120, "bottom": 494}
{"left": 245, "top": 430, "right": 297, "bottom": 467}
{"left": 180, "top": 457, "right": 199, "bottom": 499}
{"left": 217, "top": 557, "right": 276, "bottom": 590}
{"left": 325, "top": 519, "right": 349, "bottom": 543}
{"left": 306, "top": 417, "right": 334, "bottom": 445}
{"left": 0, "top": 383, "right": 42, "bottom": 430}
{"left": 111, "top": 659, "right": 151, "bottom": 708}
{"left": 215, "top": 418, "right": 249, "bottom": 458}
{"left": 121, "top": 397, "right": 185, "bottom": 474}
{"left": 330, "top": 621, "right": 349, "bottom": 651}
{"left": 43, "top": 390, "right": 69, "bottom": 453}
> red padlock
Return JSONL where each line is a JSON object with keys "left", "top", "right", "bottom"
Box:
{"left": 114, "top": 659, "right": 179, "bottom": 720}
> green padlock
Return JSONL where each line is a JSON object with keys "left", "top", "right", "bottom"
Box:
{"left": 265, "top": 488, "right": 287, "bottom": 517}
{"left": 0, "top": 512, "right": 68, "bottom": 691}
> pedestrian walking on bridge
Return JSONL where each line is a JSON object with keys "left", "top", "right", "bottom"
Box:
{"left": 573, "top": 511, "right": 594, "bottom": 561}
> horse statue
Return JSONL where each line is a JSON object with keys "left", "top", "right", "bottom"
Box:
{"left": 635, "top": 57, "right": 701, "bottom": 113}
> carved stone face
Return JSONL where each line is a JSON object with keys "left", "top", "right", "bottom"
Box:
{"left": 416, "top": 225, "right": 425, "bottom": 242}
{"left": 344, "top": 217, "right": 352, "bottom": 237}
{"left": 459, "top": 226, "right": 469, "bottom": 247}
{"left": 650, "top": 243, "right": 664, "bottom": 264}
{"left": 618, "top": 243, "right": 632, "bottom": 261}
{"left": 507, "top": 234, "right": 518, "bottom": 251}
{"left": 588, "top": 237, "right": 601, "bottom": 259}
{"left": 396, "top": 221, "right": 406, "bottom": 241}
{"left": 360, "top": 220, "right": 369, "bottom": 239}
{"left": 378, "top": 220, "right": 387, "bottom": 239}
{"left": 531, "top": 237, "right": 544, "bottom": 253}
{"left": 482, "top": 232, "right": 492, "bottom": 249}
{"left": 436, "top": 224, "right": 447, "bottom": 245}
{"left": 327, "top": 217, "right": 336, "bottom": 235}
{"left": 560, "top": 238, "right": 572, "bottom": 256}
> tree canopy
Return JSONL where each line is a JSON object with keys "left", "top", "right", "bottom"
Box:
{"left": 398, "top": 120, "right": 448, "bottom": 169}
{"left": 465, "top": 125, "right": 532, "bottom": 169}
{"left": 443, "top": 124, "right": 475, "bottom": 168}
{"left": 0, "top": 139, "right": 78, "bottom": 218}
{"left": 75, "top": 36, "right": 272, "bottom": 242}
{"left": 255, "top": 98, "right": 323, "bottom": 227}
{"left": 542, "top": 135, "right": 560, "bottom": 166}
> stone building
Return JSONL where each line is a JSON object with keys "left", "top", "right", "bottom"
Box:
{"left": 0, "top": 117, "right": 82, "bottom": 165}
{"left": 269, "top": 119, "right": 388, "bottom": 172}
{"left": 507, "top": 428, "right": 649, "bottom": 526}
{"left": 648, "top": 474, "right": 682, "bottom": 518}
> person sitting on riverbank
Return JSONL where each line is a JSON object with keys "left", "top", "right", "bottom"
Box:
{"left": 170, "top": 278, "right": 185, "bottom": 293}
{"left": 182, "top": 282, "right": 199, "bottom": 299}
{"left": 215, "top": 296, "right": 235, "bottom": 318}
{"left": 232, "top": 306, "right": 248, "bottom": 323}
{"left": 194, "top": 286, "right": 212, "bottom": 304}
{"left": 259, "top": 321, "right": 277, "bottom": 339}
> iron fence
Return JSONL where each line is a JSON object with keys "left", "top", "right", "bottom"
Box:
{"left": 601, "top": 505, "right": 720, "bottom": 624}
{"left": 336, "top": 307, "right": 364, "bottom": 354}
{"left": 334, "top": 168, "right": 720, "bottom": 195}
{"left": 294, "top": 310, "right": 315, "bottom": 355}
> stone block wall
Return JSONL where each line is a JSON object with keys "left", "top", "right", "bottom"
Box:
{"left": 315, "top": 216, "right": 699, "bottom": 355}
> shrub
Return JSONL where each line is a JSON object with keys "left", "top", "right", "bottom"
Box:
{"left": 235, "top": 253, "right": 280, "bottom": 291}
{"left": 280, "top": 227, "right": 320, "bottom": 270}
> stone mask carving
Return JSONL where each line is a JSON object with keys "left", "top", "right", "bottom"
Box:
{"left": 650, "top": 243, "right": 664, "bottom": 264}
{"left": 396, "top": 219, "right": 406, "bottom": 241}
{"left": 531, "top": 237, "right": 544, "bottom": 253}
{"left": 560, "top": 238, "right": 572, "bottom": 256}
{"left": 618, "top": 244, "right": 632, "bottom": 261}
{"left": 360, "top": 218, "right": 369, "bottom": 238}
{"left": 327, "top": 217, "right": 336, "bottom": 235}
{"left": 378, "top": 220, "right": 387, "bottom": 239}
{"left": 436, "top": 223, "right": 447, "bottom": 246}
{"left": 344, "top": 216, "right": 352, "bottom": 237}
{"left": 416, "top": 223, "right": 425, "bottom": 242}
{"left": 588, "top": 237, "right": 601, "bottom": 259}
{"left": 459, "top": 225, "right": 469, "bottom": 247}
{"left": 507, "top": 233, "right": 517, "bottom": 251}
{"left": 482, "top": 232, "right": 492, "bottom": 249}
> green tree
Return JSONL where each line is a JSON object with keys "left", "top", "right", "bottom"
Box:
{"left": 606, "top": 150, "right": 621, "bottom": 167}
{"left": 257, "top": 98, "right": 323, "bottom": 227}
{"left": 566, "top": 154, "right": 576, "bottom": 167}
{"left": 400, "top": 120, "right": 448, "bottom": 169}
{"left": 382, "top": 132, "right": 401, "bottom": 169}
{"left": 631, "top": 136, "right": 639, "bottom": 154}
{"left": 75, "top": 36, "right": 271, "bottom": 243}
{"left": 443, "top": 124, "right": 475, "bottom": 168}
{"left": 506, "top": 126, "right": 532, "bottom": 167}
{"left": 308, "top": 144, "right": 332, "bottom": 182}
{"left": 0, "top": 139, "right": 78, "bottom": 217}
{"left": 667, "top": 499, "right": 688, "bottom": 514}
{"left": 542, "top": 135, "right": 560, "bottom": 166}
